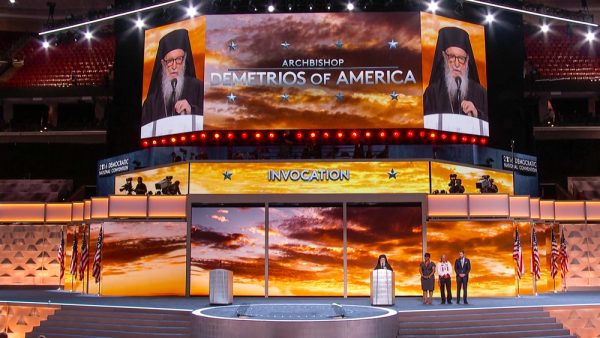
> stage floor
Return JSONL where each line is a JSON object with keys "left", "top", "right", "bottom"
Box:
{"left": 1, "top": 290, "right": 600, "bottom": 312}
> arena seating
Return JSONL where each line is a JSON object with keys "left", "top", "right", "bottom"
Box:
{"left": 0, "top": 179, "right": 73, "bottom": 202}
{"left": 4, "top": 34, "right": 114, "bottom": 88}
{"left": 525, "top": 25, "right": 600, "bottom": 81}
{"left": 0, "top": 31, "right": 27, "bottom": 60}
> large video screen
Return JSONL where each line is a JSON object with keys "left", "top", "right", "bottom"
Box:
{"left": 141, "top": 12, "right": 487, "bottom": 139}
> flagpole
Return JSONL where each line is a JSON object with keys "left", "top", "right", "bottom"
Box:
{"left": 532, "top": 222, "right": 537, "bottom": 296}
{"left": 86, "top": 224, "right": 90, "bottom": 295}
{"left": 71, "top": 227, "right": 74, "bottom": 293}
{"left": 553, "top": 223, "right": 557, "bottom": 293}
{"left": 514, "top": 223, "right": 521, "bottom": 298}
{"left": 561, "top": 224, "right": 567, "bottom": 293}
{"left": 58, "top": 225, "right": 63, "bottom": 291}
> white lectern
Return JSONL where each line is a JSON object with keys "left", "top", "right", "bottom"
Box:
{"left": 370, "top": 269, "right": 395, "bottom": 306}
{"left": 209, "top": 269, "right": 233, "bottom": 305}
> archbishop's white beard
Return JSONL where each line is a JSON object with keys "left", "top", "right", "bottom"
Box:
{"left": 444, "top": 60, "right": 469, "bottom": 104}
{"left": 162, "top": 63, "right": 186, "bottom": 105}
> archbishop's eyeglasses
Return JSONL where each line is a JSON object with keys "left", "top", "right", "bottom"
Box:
{"left": 162, "top": 55, "right": 185, "bottom": 67}
{"left": 443, "top": 51, "right": 468, "bottom": 65}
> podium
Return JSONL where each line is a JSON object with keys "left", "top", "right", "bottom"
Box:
{"left": 209, "top": 269, "right": 233, "bottom": 305}
{"left": 370, "top": 269, "right": 395, "bottom": 306}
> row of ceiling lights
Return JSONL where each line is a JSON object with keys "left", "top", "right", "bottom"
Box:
{"left": 425, "top": 1, "right": 596, "bottom": 41}
{"left": 34, "top": 0, "right": 597, "bottom": 37}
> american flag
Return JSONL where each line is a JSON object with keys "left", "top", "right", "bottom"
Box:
{"left": 513, "top": 227, "right": 524, "bottom": 279}
{"left": 560, "top": 228, "right": 569, "bottom": 279}
{"left": 550, "top": 227, "right": 559, "bottom": 280}
{"left": 92, "top": 226, "right": 103, "bottom": 283}
{"left": 57, "top": 227, "right": 65, "bottom": 281}
{"left": 532, "top": 227, "right": 541, "bottom": 280}
{"left": 79, "top": 230, "right": 89, "bottom": 281}
{"left": 69, "top": 230, "right": 78, "bottom": 280}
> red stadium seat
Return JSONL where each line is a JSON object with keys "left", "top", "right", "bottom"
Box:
{"left": 4, "top": 34, "right": 115, "bottom": 88}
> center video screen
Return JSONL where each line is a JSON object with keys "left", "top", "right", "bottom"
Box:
{"left": 141, "top": 12, "right": 487, "bottom": 139}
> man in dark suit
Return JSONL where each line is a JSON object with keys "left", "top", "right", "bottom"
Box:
{"left": 454, "top": 250, "right": 471, "bottom": 304}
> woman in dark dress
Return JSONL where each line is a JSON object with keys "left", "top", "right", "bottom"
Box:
{"left": 420, "top": 252, "right": 436, "bottom": 305}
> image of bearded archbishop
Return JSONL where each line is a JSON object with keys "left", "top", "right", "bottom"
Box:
{"left": 142, "top": 29, "right": 203, "bottom": 126}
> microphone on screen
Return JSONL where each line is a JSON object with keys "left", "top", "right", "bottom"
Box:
{"left": 455, "top": 77, "right": 463, "bottom": 114}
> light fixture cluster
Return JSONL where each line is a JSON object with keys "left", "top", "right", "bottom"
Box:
{"left": 141, "top": 128, "right": 489, "bottom": 148}
{"left": 41, "top": 29, "right": 97, "bottom": 49}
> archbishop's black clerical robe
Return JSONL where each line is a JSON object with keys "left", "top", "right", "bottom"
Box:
{"left": 141, "top": 77, "right": 203, "bottom": 126}
{"left": 423, "top": 78, "right": 488, "bottom": 121}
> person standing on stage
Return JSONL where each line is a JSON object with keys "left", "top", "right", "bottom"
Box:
{"left": 420, "top": 252, "right": 436, "bottom": 305}
{"left": 454, "top": 250, "right": 471, "bottom": 304}
{"left": 374, "top": 254, "right": 393, "bottom": 270}
{"left": 437, "top": 254, "right": 453, "bottom": 304}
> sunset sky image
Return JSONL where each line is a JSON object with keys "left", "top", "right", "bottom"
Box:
{"left": 204, "top": 12, "right": 424, "bottom": 130}
{"left": 268, "top": 206, "right": 344, "bottom": 296}
{"left": 99, "top": 222, "right": 187, "bottom": 296}
{"left": 190, "top": 207, "right": 266, "bottom": 296}
{"left": 346, "top": 205, "right": 423, "bottom": 296}
{"left": 427, "top": 221, "right": 520, "bottom": 297}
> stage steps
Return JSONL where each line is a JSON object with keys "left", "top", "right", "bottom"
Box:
{"left": 26, "top": 305, "right": 192, "bottom": 338}
{"left": 396, "top": 307, "right": 575, "bottom": 338}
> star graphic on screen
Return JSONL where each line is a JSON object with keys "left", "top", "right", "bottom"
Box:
{"left": 280, "top": 93, "right": 290, "bottom": 102}
{"left": 388, "top": 39, "right": 398, "bottom": 49}
{"left": 223, "top": 170, "right": 233, "bottom": 180}
{"left": 335, "top": 39, "right": 344, "bottom": 49}
{"left": 281, "top": 41, "right": 291, "bottom": 49}
{"left": 388, "top": 169, "right": 397, "bottom": 179}
{"left": 227, "top": 93, "right": 237, "bottom": 103}
{"left": 228, "top": 40, "right": 238, "bottom": 51}
{"left": 390, "top": 91, "right": 399, "bottom": 100}
{"left": 335, "top": 92, "right": 344, "bottom": 101}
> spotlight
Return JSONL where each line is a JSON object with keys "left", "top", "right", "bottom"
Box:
{"left": 135, "top": 18, "right": 145, "bottom": 29}
{"left": 84, "top": 31, "right": 93, "bottom": 40}
{"left": 308, "top": 3, "right": 313, "bottom": 10}
{"left": 485, "top": 13, "right": 495, "bottom": 23}
{"left": 427, "top": 1, "right": 438, "bottom": 13}
{"left": 541, "top": 24, "right": 549, "bottom": 33}
{"left": 346, "top": 2, "right": 354, "bottom": 11}
{"left": 42, "top": 41, "right": 50, "bottom": 48}
{"left": 326, "top": 2, "right": 331, "bottom": 10}
{"left": 586, "top": 31, "right": 595, "bottom": 42}
{"left": 267, "top": 4, "right": 275, "bottom": 12}
{"left": 9, "top": 0, "right": 15, "bottom": 4}
{"left": 186, "top": 5, "right": 197, "bottom": 17}
{"left": 288, "top": 3, "right": 292, "bottom": 11}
